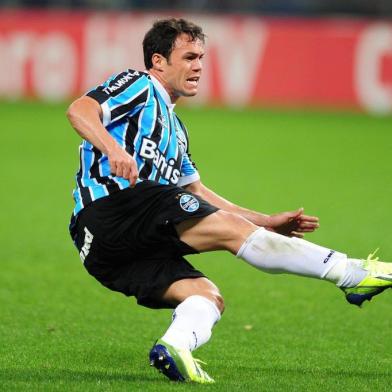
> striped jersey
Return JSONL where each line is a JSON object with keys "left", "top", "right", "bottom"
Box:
{"left": 72, "top": 69, "right": 200, "bottom": 216}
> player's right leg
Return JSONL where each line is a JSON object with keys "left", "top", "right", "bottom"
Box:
{"left": 176, "top": 210, "right": 392, "bottom": 307}
{"left": 70, "top": 183, "right": 224, "bottom": 384}
{"left": 149, "top": 277, "right": 223, "bottom": 383}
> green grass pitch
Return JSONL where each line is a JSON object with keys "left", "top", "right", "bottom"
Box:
{"left": 1, "top": 101, "right": 392, "bottom": 391}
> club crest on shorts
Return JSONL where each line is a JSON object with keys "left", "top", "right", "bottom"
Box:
{"left": 179, "top": 194, "right": 199, "bottom": 213}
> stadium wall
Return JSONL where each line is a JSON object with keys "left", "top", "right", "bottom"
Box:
{"left": 1, "top": 10, "right": 391, "bottom": 114}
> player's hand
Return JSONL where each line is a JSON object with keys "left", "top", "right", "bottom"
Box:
{"left": 266, "top": 208, "right": 319, "bottom": 238}
{"left": 107, "top": 145, "right": 139, "bottom": 186}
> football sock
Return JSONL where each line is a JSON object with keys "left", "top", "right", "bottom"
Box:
{"left": 326, "top": 258, "right": 368, "bottom": 287}
{"left": 161, "top": 295, "right": 221, "bottom": 352}
{"left": 236, "top": 227, "right": 366, "bottom": 287}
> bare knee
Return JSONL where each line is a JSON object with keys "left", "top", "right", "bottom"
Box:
{"left": 159, "top": 277, "right": 225, "bottom": 314}
{"left": 195, "top": 289, "right": 225, "bottom": 314}
{"left": 188, "top": 278, "right": 225, "bottom": 314}
{"left": 210, "top": 291, "right": 225, "bottom": 314}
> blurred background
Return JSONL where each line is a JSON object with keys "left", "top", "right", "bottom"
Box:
{"left": 2, "top": 2, "right": 392, "bottom": 390}
{"left": 1, "top": 0, "right": 392, "bottom": 16}
{"left": 1, "top": 0, "right": 392, "bottom": 113}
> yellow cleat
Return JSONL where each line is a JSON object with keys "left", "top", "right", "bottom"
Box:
{"left": 342, "top": 250, "right": 392, "bottom": 307}
{"left": 149, "top": 339, "right": 214, "bottom": 383}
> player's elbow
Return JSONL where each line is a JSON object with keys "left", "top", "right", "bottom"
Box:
{"left": 66, "top": 99, "right": 82, "bottom": 127}
{"left": 66, "top": 96, "right": 102, "bottom": 128}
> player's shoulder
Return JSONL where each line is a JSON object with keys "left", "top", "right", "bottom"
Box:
{"left": 101, "top": 69, "right": 150, "bottom": 95}
{"left": 88, "top": 69, "right": 152, "bottom": 104}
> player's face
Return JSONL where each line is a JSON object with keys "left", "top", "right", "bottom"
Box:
{"left": 161, "top": 34, "right": 204, "bottom": 101}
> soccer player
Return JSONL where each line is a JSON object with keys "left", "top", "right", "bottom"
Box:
{"left": 67, "top": 18, "right": 392, "bottom": 384}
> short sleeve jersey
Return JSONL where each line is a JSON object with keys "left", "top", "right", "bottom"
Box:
{"left": 72, "top": 69, "right": 200, "bottom": 216}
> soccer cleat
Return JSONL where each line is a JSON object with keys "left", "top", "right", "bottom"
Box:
{"left": 342, "top": 249, "right": 392, "bottom": 307}
{"left": 149, "top": 339, "right": 214, "bottom": 384}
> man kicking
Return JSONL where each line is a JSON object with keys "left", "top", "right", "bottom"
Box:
{"left": 67, "top": 18, "right": 392, "bottom": 384}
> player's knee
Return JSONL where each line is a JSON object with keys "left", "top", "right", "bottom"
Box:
{"left": 213, "top": 292, "right": 225, "bottom": 314}
{"left": 200, "top": 290, "right": 225, "bottom": 314}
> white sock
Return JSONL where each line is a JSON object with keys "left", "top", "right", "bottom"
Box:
{"left": 161, "top": 295, "right": 221, "bottom": 352}
{"left": 326, "top": 258, "right": 367, "bottom": 287}
{"left": 236, "top": 227, "right": 347, "bottom": 280}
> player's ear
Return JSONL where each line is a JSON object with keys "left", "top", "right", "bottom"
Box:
{"left": 151, "top": 53, "right": 166, "bottom": 71}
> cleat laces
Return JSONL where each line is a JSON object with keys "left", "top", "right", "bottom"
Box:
{"left": 192, "top": 357, "right": 213, "bottom": 381}
{"left": 194, "top": 358, "right": 207, "bottom": 366}
{"left": 364, "top": 248, "right": 380, "bottom": 266}
{"left": 363, "top": 248, "right": 392, "bottom": 277}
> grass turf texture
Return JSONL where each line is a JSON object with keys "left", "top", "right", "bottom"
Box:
{"left": 1, "top": 101, "right": 392, "bottom": 391}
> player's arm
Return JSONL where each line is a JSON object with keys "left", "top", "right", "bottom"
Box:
{"left": 185, "top": 180, "right": 270, "bottom": 225}
{"left": 66, "top": 95, "right": 138, "bottom": 186}
{"left": 185, "top": 180, "right": 319, "bottom": 237}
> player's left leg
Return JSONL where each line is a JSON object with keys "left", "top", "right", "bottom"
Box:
{"left": 149, "top": 277, "right": 223, "bottom": 383}
{"left": 177, "top": 210, "right": 392, "bottom": 306}
{"left": 235, "top": 227, "right": 392, "bottom": 306}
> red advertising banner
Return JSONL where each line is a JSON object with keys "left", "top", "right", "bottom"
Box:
{"left": 1, "top": 10, "right": 391, "bottom": 113}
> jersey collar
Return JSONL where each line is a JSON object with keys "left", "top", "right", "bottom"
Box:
{"left": 149, "top": 74, "right": 176, "bottom": 112}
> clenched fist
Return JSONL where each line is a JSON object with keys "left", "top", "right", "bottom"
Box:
{"left": 108, "top": 145, "right": 139, "bottom": 186}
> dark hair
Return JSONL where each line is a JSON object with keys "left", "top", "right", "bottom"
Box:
{"left": 143, "top": 18, "right": 205, "bottom": 69}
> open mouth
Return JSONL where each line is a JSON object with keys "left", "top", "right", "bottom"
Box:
{"left": 186, "top": 77, "right": 199, "bottom": 87}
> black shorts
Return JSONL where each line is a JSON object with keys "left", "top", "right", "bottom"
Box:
{"left": 69, "top": 180, "right": 218, "bottom": 309}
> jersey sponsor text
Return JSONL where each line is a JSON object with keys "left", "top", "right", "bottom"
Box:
{"left": 140, "top": 137, "right": 180, "bottom": 184}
